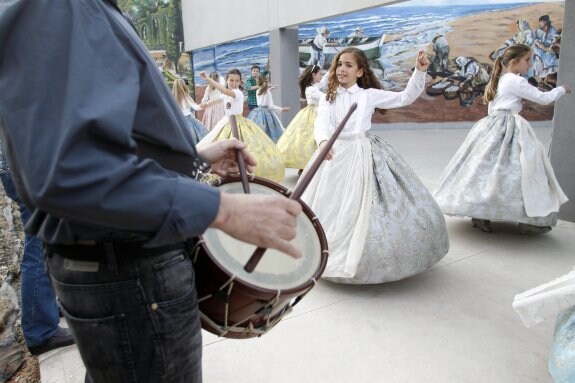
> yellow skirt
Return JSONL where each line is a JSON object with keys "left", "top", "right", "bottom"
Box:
{"left": 277, "top": 105, "right": 318, "bottom": 169}
{"left": 199, "top": 115, "right": 285, "bottom": 182}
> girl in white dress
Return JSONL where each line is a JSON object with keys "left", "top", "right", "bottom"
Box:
{"left": 300, "top": 48, "right": 449, "bottom": 284}
{"left": 277, "top": 64, "right": 325, "bottom": 171}
{"left": 434, "top": 44, "right": 571, "bottom": 234}
{"left": 197, "top": 69, "right": 285, "bottom": 182}
{"left": 172, "top": 78, "right": 207, "bottom": 145}
{"left": 200, "top": 72, "right": 225, "bottom": 131}
{"left": 247, "top": 75, "right": 290, "bottom": 143}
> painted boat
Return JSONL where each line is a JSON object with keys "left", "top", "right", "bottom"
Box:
{"left": 299, "top": 34, "right": 386, "bottom": 67}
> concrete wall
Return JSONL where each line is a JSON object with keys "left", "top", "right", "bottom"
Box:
{"left": 269, "top": 28, "right": 301, "bottom": 126}
{"left": 550, "top": 0, "right": 575, "bottom": 222}
{"left": 182, "top": 0, "right": 404, "bottom": 50}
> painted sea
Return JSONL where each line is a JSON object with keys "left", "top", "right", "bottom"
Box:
{"left": 191, "top": 2, "right": 532, "bottom": 83}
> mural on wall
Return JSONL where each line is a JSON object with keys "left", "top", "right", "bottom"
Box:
{"left": 191, "top": 0, "right": 564, "bottom": 123}
{"left": 119, "top": 0, "right": 192, "bottom": 88}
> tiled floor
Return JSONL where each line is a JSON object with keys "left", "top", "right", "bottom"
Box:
{"left": 40, "top": 123, "right": 574, "bottom": 382}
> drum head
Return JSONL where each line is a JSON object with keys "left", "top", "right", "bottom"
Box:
{"left": 202, "top": 180, "right": 324, "bottom": 291}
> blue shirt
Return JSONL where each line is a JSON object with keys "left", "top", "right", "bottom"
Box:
{"left": 0, "top": 0, "right": 220, "bottom": 246}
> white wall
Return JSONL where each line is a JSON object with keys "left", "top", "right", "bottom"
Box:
{"left": 182, "top": 0, "right": 405, "bottom": 50}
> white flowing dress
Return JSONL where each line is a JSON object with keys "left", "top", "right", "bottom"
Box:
{"left": 300, "top": 69, "right": 449, "bottom": 284}
{"left": 433, "top": 73, "right": 568, "bottom": 226}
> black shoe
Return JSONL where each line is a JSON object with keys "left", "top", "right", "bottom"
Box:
{"left": 28, "top": 327, "right": 75, "bottom": 355}
{"left": 471, "top": 218, "right": 493, "bottom": 233}
{"left": 518, "top": 223, "right": 552, "bottom": 235}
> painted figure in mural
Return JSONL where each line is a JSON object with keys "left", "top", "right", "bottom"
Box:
{"left": 247, "top": 74, "right": 290, "bottom": 143}
{"left": 245, "top": 65, "right": 261, "bottom": 112}
{"left": 431, "top": 34, "right": 450, "bottom": 74}
{"left": 0, "top": 2, "right": 303, "bottom": 382}
{"left": 347, "top": 27, "right": 365, "bottom": 44}
{"left": 172, "top": 78, "right": 208, "bottom": 145}
{"left": 533, "top": 15, "right": 560, "bottom": 81}
{"left": 434, "top": 44, "right": 571, "bottom": 235}
{"left": 198, "top": 69, "right": 286, "bottom": 182}
{"left": 299, "top": 47, "right": 449, "bottom": 284}
{"left": 490, "top": 19, "right": 535, "bottom": 61}
{"left": 0, "top": 149, "right": 75, "bottom": 356}
{"left": 453, "top": 56, "right": 490, "bottom": 92}
{"left": 277, "top": 64, "right": 327, "bottom": 172}
{"left": 308, "top": 26, "right": 331, "bottom": 69}
{"left": 200, "top": 72, "right": 226, "bottom": 131}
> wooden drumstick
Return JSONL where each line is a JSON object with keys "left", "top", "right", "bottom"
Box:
{"left": 244, "top": 102, "right": 358, "bottom": 273}
{"left": 229, "top": 115, "right": 250, "bottom": 194}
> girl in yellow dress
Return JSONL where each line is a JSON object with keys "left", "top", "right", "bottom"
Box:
{"left": 277, "top": 64, "right": 326, "bottom": 171}
{"left": 197, "top": 69, "right": 285, "bottom": 182}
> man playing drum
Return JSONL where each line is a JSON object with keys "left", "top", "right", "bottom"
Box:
{"left": 0, "top": 1, "right": 302, "bottom": 382}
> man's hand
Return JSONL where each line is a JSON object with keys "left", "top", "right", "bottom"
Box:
{"left": 197, "top": 139, "right": 257, "bottom": 177}
{"left": 211, "top": 193, "right": 303, "bottom": 259}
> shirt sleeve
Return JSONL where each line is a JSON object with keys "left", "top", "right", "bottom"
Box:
{"left": 509, "top": 75, "right": 566, "bottom": 105}
{"left": 370, "top": 69, "right": 426, "bottom": 109}
{"left": 0, "top": 1, "right": 220, "bottom": 245}
{"left": 314, "top": 97, "right": 333, "bottom": 145}
{"left": 265, "top": 91, "right": 283, "bottom": 112}
{"left": 201, "top": 88, "right": 209, "bottom": 103}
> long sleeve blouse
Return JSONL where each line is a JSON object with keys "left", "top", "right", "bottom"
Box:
{"left": 314, "top": 69, "right": 426, "bottom": 144}
{"left": 201, "top": 87, "right": 223, "bottom": 103}
{"left": 256, "top": 90, "right": 283, "bottom": 112}
{"left": 489, "top": 73, "right": 566, "bottom": 114}
{"left": 0, "top": 0, "right": 220, "bottom": 245}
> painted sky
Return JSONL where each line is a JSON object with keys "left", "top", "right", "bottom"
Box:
{"left": 391, "top": 0, "right": 562, "bottom": 5}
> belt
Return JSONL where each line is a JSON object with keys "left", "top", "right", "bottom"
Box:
{"left": 46, "top": 240, "right": 190, "bottom": 261}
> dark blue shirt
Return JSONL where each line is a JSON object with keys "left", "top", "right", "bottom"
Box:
{"left": 0, "top": 0, "right": 220, "bottom": 246}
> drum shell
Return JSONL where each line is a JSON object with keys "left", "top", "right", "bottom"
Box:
{"left": 193, "top": 176, "right": 328, "bottom": 338}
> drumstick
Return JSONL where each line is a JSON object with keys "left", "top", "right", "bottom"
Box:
{"left": 229, "top": 115, "right": 250, "bottom": 194}
{"left": 244, "top": 102, "right": 358, "bottom": 273}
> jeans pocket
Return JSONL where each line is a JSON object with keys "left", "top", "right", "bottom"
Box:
{"left": 152, "top": 251, "right": 194, "bottom": 302}
{"left": 60, "top": 305, "right": 138, "bottom": 383}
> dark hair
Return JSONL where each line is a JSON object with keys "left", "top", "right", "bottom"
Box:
{"left": 539, "top": 15, "right": 551, "bottom": 27}
{"left": 484, "top": 44, "right": 531, "bottom": 102}
{"left": 226, "top": 68, "right": 243, "bottom": 90}
{"left": 250, "top": 64, "right": 260, "bottom": 71}
{"left": 298, "top": 64, "right": 322, "bottom": 99}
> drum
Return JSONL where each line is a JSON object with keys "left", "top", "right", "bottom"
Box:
{"left": 191, "top": 176, "right": 328, "bottom": 339}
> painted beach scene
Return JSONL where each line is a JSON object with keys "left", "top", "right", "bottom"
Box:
{"left": 124, "top": 0, "right": 564, "bottom": 122}
{"left": 189, "top": 0, "right": 564, "bottom": 123}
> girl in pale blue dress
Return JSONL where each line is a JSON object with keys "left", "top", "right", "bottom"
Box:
{"left": 172, "top": 78, "right": 208, "bottom": 145}
{"left": 434, "top": 44, "right": 570, "bottom": 234}
{"left": 247, "top": 75, "right": 289, "bottom": 143}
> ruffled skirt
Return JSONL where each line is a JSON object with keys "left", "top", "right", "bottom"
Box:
{"left": 185, "top": 115, "right": 208, "bottom": 145}
{"left": 198, "top": 115, "right": 285, "bottom": 182}
{"left": 277, "top": 105, "right": 318, "bottom": 169}
{"left": 247, "top": 107, "right": 284, "bottom": 143}
{"left": 433, "top": 110, "right": 567, "bottom": 226}
{"left": 300, "top": 133, "right": 449, "bottom": 284}
{"left": 201, "top": 101, "right": 225, "bottom": 131}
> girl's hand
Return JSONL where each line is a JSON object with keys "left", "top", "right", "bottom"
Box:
{"left": 199, "top": 71, "right": 208, "bottom": 81}
{"left": 319, "top": 141, "right": 334, "bottom": 161}
{"left": 282, "top": 106, "right": 290, "bottom": 112}
{"left": 562, "top": 85, "right": 572, "bottom": 94}
{"left": 415, "top": 50, "right": 430, "bottom": 72}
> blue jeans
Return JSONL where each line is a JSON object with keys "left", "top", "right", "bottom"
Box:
{"left": 0, "top": 163, "right": 60, "bottom": 347}
{"left": 45, "top": 245, "right": 202, "bottom": 383}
